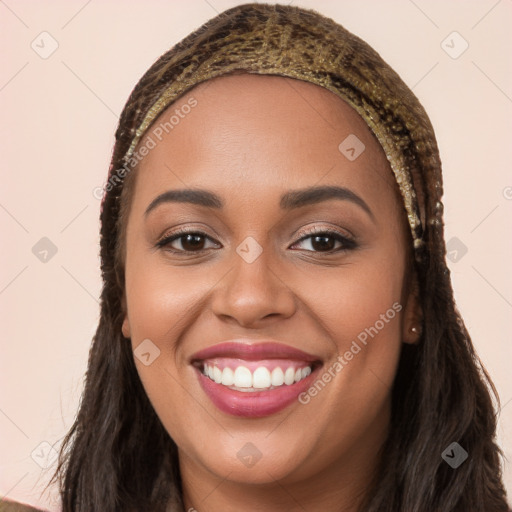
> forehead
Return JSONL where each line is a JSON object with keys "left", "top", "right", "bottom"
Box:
{"left": 132, "top": 73, "right": 398, "bottom": 208}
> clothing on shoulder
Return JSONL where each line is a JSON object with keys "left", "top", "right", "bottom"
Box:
{"left": 0, "top": 499, "right": 47, "bottom": 512}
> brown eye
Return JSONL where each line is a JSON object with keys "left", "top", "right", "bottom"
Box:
{"left": 309, "top": 235, "right": 337, "bottom": 252}
{"left": 156, "top": 231, "right": 219, "bottom": 253}
{"left": 178, "top": 233, "right": 207, "bottom": 251}
{"left": 291, "top": 230, "right": 356, "bottom": 253}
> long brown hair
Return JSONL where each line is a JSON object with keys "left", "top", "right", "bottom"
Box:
{"left": 48, "top": 3, "right": 509, "bottom": 511}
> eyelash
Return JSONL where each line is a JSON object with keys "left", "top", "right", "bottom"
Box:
{"left": 155, "top": 226, "right": 357, "bottom": 255}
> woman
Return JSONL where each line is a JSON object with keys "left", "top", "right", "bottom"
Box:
{"left": 34, "top": 2, "right": 510, "bottom": 511}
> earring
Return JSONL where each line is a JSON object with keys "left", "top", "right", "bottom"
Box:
{"left": 410, "top": 325, "right": 422, "bottom": 335}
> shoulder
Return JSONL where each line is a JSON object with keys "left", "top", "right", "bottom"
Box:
{"left": 0, "top": 499, "right": 47, "bottom": 512}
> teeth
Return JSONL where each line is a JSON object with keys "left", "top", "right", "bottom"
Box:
{"left": 301, "top": 367, "right": 311, "bottom": 379}
{"left": 213, "top": 366, "right": 222, "bottom": 384}
{"left": 202, "top": 363, "right": 312, "bottom": 390}
{"left": 233, "top": 366, "right": 252, "bottom": 388}
{"left": 221, "top": 367, "right": 234, "bottom": 386}
{"left": 271, "top": 367, "right": 284, "bottom": 386}
{"left": 253, "top": 367, "right": 271, "bottom": 388}
{"left": 284, "top": 367, "right": 295, "bottom": 385}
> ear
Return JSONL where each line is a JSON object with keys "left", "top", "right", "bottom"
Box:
{"left": 401, "top": 270, "right": 423, "bottom": 344}
{"left": 122, "top": 315, "right": 131, "bottom": 339}
{"left": 121, "top": 292, "right": 131, "bottom": 339}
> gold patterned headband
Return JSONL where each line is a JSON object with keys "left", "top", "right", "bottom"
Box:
{"left": 119, "top": 4, "right": 445, "bottom": 263}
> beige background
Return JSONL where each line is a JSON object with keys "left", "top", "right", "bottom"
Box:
{"left": 1, "top": 0, "right": 511, "bottom": 509}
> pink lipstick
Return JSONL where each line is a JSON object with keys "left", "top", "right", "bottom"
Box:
{"left": 190, "top": 340, "right": 322, "bottom": 418}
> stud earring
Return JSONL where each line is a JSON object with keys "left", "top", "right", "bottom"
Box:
{"left": 410, "top": 325, "right": 422, "bottom": 335}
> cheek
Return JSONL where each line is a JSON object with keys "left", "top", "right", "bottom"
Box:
{"left": 124, "top": 259, "right": 203, "bottom": 443}
{"left": 301, "top": 255, "right": 404, "bottom": 344}
{"left": 295, "top": 250, "right": 405, "bottom": 420}
{"left": 291, "top": 260, "right": 404, "bottom": 458}
{"left": 124, "top": 256, "right": 206, "bottom": 341}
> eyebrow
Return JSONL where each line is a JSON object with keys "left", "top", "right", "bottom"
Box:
{"left": 144, "top": 185, "right": 374, "bottom": 220}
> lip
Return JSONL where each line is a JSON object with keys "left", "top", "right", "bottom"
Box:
{"left": 190, "top": 340, "right": 320, "bottom": 363}
{"left": 191, "top": 339, "right": 322, "bottom": 418}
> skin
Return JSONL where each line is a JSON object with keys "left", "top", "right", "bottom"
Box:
{"left": 121, "top": 74, "right": 422, "bottom": 512}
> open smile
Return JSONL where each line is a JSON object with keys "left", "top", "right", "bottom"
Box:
{"left": 190, "top": 340, "right": 323, "bottom": 417}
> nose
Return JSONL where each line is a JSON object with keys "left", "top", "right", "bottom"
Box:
{"left": 210, "top": 245, "right": 297, "bottom": 328}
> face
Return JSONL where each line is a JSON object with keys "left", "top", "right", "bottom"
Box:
{"left": 121, "top": 74, "right": 421, "bottom": 495}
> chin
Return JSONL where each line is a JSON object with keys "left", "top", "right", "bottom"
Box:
{"left": 186, "top": 430, "right": 318, "bottom": 485}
